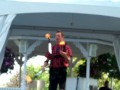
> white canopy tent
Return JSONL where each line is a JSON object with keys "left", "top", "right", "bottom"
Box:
{"left": 0, "top": 0, "right": 120, "bottom": 90}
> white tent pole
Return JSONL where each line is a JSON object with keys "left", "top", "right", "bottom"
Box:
{"left": 15, "top": 40, "right": 43, "bottom": 88}
{"left": 19, "top": 54, "right": 23, "bottom": 88}
{"left": 19, "top": 40, "right": 29, "bottom": 90}
{"left": 0, "top": 14, "right": 16, "bottom": 72}
{"left": 74, "top": 42, "right": 90, "bottom": 90}
{"left": 74, "top": 42, "right": 97, "bottom": 90}
{"left": 85, "top": 44, "right": 97, "bottom": 90}
{"left": 85, "top": 56, "right": 91, "bottom": 90}
{"left": 113, "top": 36, "right": 120, "bottom": 71}
{"left": 22, "top": 53, "right": 28, "bottom": 90}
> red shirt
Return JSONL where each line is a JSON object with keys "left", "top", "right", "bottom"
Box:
{"left": 45, "top": 43, "right": 72, "bottom": 68}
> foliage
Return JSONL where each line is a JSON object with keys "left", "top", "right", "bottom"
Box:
{"left": 26, "top": 65, "right": 49, "bottom": 90}
{"left": 72, "top": 57, "right": 86, "bottom": 77}
{"left": 98, "top": 72, "right": 120, "bottom": 90}
{"left": 5, "top": 65, "right": 49, "bottom": 89}
{"left": 112, "top": 79, "right": 120, "bottom": 90}
{"left": 5, "top": 53, "right": 120, "bottom": 89}
{"left": 71, "top": 54, "right": 120, "bottom": 90}
{"left": 77, "top": 53, "right": 120, "bottom": 79}
{"left": 1, "top": 47, "right": 15, "bottom": 73}
{"left": 6, "top": 72, "right": 20, "bottom": 87}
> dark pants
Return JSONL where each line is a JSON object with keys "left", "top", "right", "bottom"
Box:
{"left": 49, "top": 67, "right": 67, "bottom": 90}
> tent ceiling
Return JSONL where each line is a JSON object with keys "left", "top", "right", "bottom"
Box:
{"left": 7, "top": 12, "right": 117, "bottom": 58}
{"left": 10, "top": 13, "right": 120, "bottom": 42}
{"left": 11, "top": 13, "right": 120, "bottom": 32}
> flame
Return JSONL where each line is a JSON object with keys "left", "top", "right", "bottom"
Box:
{"left": 26, "top": 75, "right": 32, "bottom": 83}
{"left": 45, "top": 33, "right": 51, "bottom": 39}
{"left": 59, "top": 41, "right": 65, "bottom": 45}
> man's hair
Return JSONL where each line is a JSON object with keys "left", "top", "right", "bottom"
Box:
{"left": 105, "top": 80, "right": 109, "bottom": 84}
{"left": 104, "top": 80, "right": 109, "bottom": 87}
{"left": 56, "top": 30, "right": 64, "bottom": 36}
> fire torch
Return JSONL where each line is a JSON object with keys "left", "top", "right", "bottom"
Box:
{"left": 32, "top": 33, "right": 52, "bottom": 79}
{"left": 26, "top": 33, "right": 52, "bottom": 83}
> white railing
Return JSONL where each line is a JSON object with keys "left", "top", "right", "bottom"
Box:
{"left": 0, "top": 88, "right": 21, "bottom": 90}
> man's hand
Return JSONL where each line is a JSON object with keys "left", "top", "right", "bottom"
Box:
{"left": 41, "top": 66, "right": 46, "bottom": 72}
{"left": 60, "top": 50, "right": 71, "bottom": 62}
{"left": 41, "top": 60, "right": 48, "bottom": 72}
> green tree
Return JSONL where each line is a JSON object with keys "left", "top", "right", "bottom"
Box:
{"left": 26, "top": 65, "right": 49, "bottom": 90}
{"left": 5, "top": 53, "right": 120, "bottom": 90}
{"left": 76, "top": 53, "right": 120, "bottom": 79}
{"left": 75, "top": 53, "right": 120, "bottom": 90}
{"left": 5, "top": 65, "right": 49, "bottom": 89}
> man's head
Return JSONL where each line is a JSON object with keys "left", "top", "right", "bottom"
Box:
{"left": 104, "top": 80, "right": 109, "bottom": 87}
{"left": 55, "top": 30, "right": 64, "bottom": 44}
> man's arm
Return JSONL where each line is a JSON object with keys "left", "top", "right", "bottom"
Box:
{"left": 60, "top": 45, "right": 72, "bottom": 63}
{"left": 42, "top": 51, "right": 53, "bottom": 71}
{"left": 41, "top": 60, "right": 49, "bottom": 71}
{"left": 60, "top": 50, "right": 71, "bottom": 63}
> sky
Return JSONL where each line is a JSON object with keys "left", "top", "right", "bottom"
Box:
{"left": 0, "top": 55, "right": 46, "bottom": 87}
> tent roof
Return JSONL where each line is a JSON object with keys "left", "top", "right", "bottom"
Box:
{"left": 1, "top": 1, "right": 120, "bottom": 58}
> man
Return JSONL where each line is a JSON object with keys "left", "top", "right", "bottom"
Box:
{"left": 42, "top": 31, "right": 72, "bottom": 90}
{"left": 99, "top": 80, "right": 112, "bottom": 90}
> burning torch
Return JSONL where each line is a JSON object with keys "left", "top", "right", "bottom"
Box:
{"left": 45, "top": 33, "right": 52, "bottom": 54}
{"left": 59, "top": 41, "right": 65, "bottom": 51}
{"left": 32, "top": 33, "right": 52, "bottom": 79}
{"left": 59, "top": 41, "right": 65, "bottom": 45}
{"left": 26, "top": 33, "right": 52, "bottom": 83}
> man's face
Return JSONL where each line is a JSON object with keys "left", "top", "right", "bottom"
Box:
{"left": 55, "top": 32, "right": 64, "bottom": 43}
